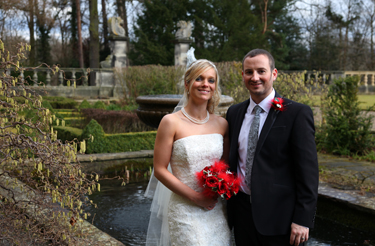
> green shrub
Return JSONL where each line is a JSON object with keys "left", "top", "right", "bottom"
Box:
{"left": 79, "top": 100, "right": 92, "bottom": 109}
{"left": 104, "top": 131, "right": 156, "bottom": 153}
{"left": 55, "top": 126, "right": 83, "bottom": 143}
{"left": 43, "top": 96, "right": 78, "bottom": 109}
{"left": 23, "top": 100, "right": 64, "bottom": 122}
{"left": 115, "top": 65, "right": 183, "bottom": 105}
{"left": 106, "top": 103, "right": 122, "bottom": 111}
{"left": 56, "top": 120, "right": 156, "bottom": 154}
{"left": 93, "top": 100, "right": 107, "bottom": 109}
{"left": 81, "top": 119, "right": 106, "bottom": 154}
{"left": 316, "top": 76, "right": 375, "bottom": 155}
{"left": 217, "top": 62, "right": 248, "bottom": 104}
{"left": 274, "top": 71, "right": 322, "bottom": 107}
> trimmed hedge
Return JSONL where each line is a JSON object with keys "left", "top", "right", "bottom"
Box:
{"left": 104, "top": 131, "right": 157, "bottom": 153}
{"left": 43, "top": 96, "right": 78, "bottom": 109}
{"left": 81, "top": 119, "right": 106, "bottom": 154}
{"left": 55, "top": 126, "right": 83, "bottom": 143}
{"left": 55, "top": 120, "right": 156, "bottom": 154}
{"left": 93, "top": 101, "right": 106, "bottom": 109}
{"left": 79, "top": 100, "right": 92, "bottom": 109}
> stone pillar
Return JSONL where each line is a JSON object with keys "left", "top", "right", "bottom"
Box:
{"left": 174, "top": 38, "right": 192, "bottom": 67}
{"left": 109, "top": 36, "right": 128, "bottom": 68}
{"left": 174, "top": 20, "right": 193, "bottom": 67}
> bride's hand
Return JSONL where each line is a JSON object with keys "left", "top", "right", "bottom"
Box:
{"left": 192, "top": 192, "right": 218, "bottom": 210}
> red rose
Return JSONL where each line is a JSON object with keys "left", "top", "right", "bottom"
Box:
{"left": 271, "top": 97, "right": 286, "bottom": 111}
{"left": 205, "top": 176, "right": 219, "bottom": 188}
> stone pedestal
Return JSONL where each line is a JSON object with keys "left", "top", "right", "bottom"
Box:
{"left": 174, "top": 38, "right": 192, "bottom": 66}
{"left": 109, "top": 36, "right": 128, "bottom": 68}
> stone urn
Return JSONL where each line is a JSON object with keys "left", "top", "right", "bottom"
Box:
{"left": 136, "top": 94, "right": 234, "bottom": 128}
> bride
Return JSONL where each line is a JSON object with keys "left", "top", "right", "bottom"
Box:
{"left": 145, "top": 52, "right": 231, "bottom": 245}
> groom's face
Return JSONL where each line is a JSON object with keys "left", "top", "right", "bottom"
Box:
{"left": 242, "top": 54, "right": 278, "bottom": 104}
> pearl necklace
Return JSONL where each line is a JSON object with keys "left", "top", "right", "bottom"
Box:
{"left": 181, "top": 107, "right": 210, "bottom": 124}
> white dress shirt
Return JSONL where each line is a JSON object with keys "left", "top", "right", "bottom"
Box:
{"left": 237, "top": 89, "right": 275, "bottom": 195}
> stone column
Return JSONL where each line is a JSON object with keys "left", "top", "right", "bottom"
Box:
{"left": 174, "top": 38, "right": 192, "bottom": 67}
{"left": 109, "top": 36, "right": 128, "bottom": 68}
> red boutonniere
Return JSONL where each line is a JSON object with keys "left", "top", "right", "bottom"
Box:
{"left": 271, "top": 97, "right": 286, "bottom": 112}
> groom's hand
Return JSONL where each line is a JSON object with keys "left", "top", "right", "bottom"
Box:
{"left": 290, "top": 222, "right": 309, "bottom": 246}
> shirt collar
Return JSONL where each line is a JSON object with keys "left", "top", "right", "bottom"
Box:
{"left": 248, "top": 89, "right": 275, "bottom": 114}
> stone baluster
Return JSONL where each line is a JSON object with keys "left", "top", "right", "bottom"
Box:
{"left": 329, "top": 73, "right": 334, "bottom": 84}
{"left": 46, "top": 70, "right": 51, "bottom": 86}
{"left": 59, "top": 70, "right": 64, "bottom": 86}
{"left": 33, "top": 70, "right": 38, "bottom": 86}
{"left": 364, "top": 73, "right": 369, "bottom": 93}
{"left": 307, "top": 73, "right": 311, "bottom": 81}
{"left": 81, "top": 69, "right": 88, "bottom": 86}
{"left": 71, "top": 69, "right": 76, "bottom": 87}
{"left": 372, "top": 74, "right": 375, "bottom": 86}
{"left": 19, "top": 70, "right": 24, "bottom": 82}
{"left": 322, "top": 73, "right": 326, "bottom": 84}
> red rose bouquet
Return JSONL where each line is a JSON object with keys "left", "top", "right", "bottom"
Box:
{"left": 196, "top": 160, "right": 242, "bottom": 200}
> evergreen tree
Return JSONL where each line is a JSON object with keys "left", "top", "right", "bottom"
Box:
{"left": 200, "top": 0, "right": 264, "bottom": 62}
{"left": 251, "top": 0, "right": 300, "bottom": 69}
{"left": 129, "top": 0, "right": 190, "bottom": 65}
{"left": 129, "top": 0, "right": 303, "bottom": 66}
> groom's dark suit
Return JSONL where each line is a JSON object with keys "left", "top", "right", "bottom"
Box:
{"left": 226, "top": 91, "right": 319, "bottom": 241}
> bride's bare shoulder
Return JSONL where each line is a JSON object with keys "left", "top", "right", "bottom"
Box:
{"left": 211, "top": 114, "right": 228, "bottom": 127}
{"left": 159, "top": 112, "right": 182, "bottom": 129}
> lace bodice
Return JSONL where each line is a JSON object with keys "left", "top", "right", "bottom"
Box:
{"left": 170, "top": 134, "right": 223, "bottom": 190}
{"left": 167, "top": 134, "right": 230, "bottom": 246}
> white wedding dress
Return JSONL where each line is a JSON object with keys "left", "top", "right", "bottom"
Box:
{"left": 167, "top": 133, "right": 231, "bottom": 245}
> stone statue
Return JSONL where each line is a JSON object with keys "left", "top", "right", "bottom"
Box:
{"left": 108, "top": 17, "right": 126, "bottom": 37}
{"left": 175, "top": 21, "right": 192, "bottom": 39}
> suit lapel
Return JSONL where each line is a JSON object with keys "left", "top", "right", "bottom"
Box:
{"left": 256, "top": 92, "right": 281, "bottom": 154}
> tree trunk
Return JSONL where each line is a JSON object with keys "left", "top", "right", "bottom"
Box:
{"left": 101, "top": 0, "right": 109, "bottom": 52}
{"left": 76, "top": 0, "right": 84, "bottom": 68}
{"left": 261, "top": 0, "right": 268, "bottom": 34}
{"left": 89, "top": 0, "right": 99, "bottom": 85}
{"left": 371, "top": 11, "right": 374, "bottom": 69}
{"left": 28, "top": 0, "right": 36, "bottom": 65}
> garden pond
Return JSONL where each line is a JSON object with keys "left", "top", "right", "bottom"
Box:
{"left": 84, "top": 158, "right": 375, "bottom": 246}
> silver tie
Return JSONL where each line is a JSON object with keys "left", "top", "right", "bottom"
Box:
{"left": 245, "top": 105, "right": 262, "bottom": 190}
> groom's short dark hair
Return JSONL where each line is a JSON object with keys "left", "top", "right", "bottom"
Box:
{"left": 242, "top": 49, "right": 275, "bottom": 71}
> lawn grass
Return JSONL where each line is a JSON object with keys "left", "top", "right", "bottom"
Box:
{"left": 311, "top": 94, "right": 375, "bottom": 109}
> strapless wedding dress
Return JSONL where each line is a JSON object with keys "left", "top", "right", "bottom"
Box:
{"left": 168, "top": 134, "right": 231, "bottom": 246}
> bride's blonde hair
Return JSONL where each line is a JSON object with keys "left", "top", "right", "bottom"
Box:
{"left": 183, "top": 59, "right": 221, "bottom": 114}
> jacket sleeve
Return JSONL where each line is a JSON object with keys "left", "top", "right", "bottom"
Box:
{"left": 290, "top": 105, "right": 319, "bottom": 228}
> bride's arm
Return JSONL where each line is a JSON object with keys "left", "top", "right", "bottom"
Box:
{"left": 221, "top": 118, "right": 230, "bottom": 164}
{"left": 153, "top": 114, "right": 218, "bottom": 209}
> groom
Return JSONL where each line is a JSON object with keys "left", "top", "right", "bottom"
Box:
{"left": 226, "top": 49, "right": 319, "bottom": 246}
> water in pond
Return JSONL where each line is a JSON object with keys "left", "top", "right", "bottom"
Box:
{"left": 84, "top": 161, "right": 375, "bottom": 246}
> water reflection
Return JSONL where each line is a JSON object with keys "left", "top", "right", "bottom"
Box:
{"left": 86, "top": 179, "right": 375, "bottom": 246}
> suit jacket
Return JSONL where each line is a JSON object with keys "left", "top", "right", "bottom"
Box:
{"left": 226, "top": 91, "right": 319, "bottom": 236}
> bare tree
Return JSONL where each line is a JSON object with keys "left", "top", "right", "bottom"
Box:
{"left": 76, "top": 0, "right": 84, "bottom": 68}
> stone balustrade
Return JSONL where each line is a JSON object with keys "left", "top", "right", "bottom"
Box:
{"left": 3, "top": 67, "right": 374, "bottom": 98}
{"left": 2, "top": 67, "right": 118, "bottom": 87}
